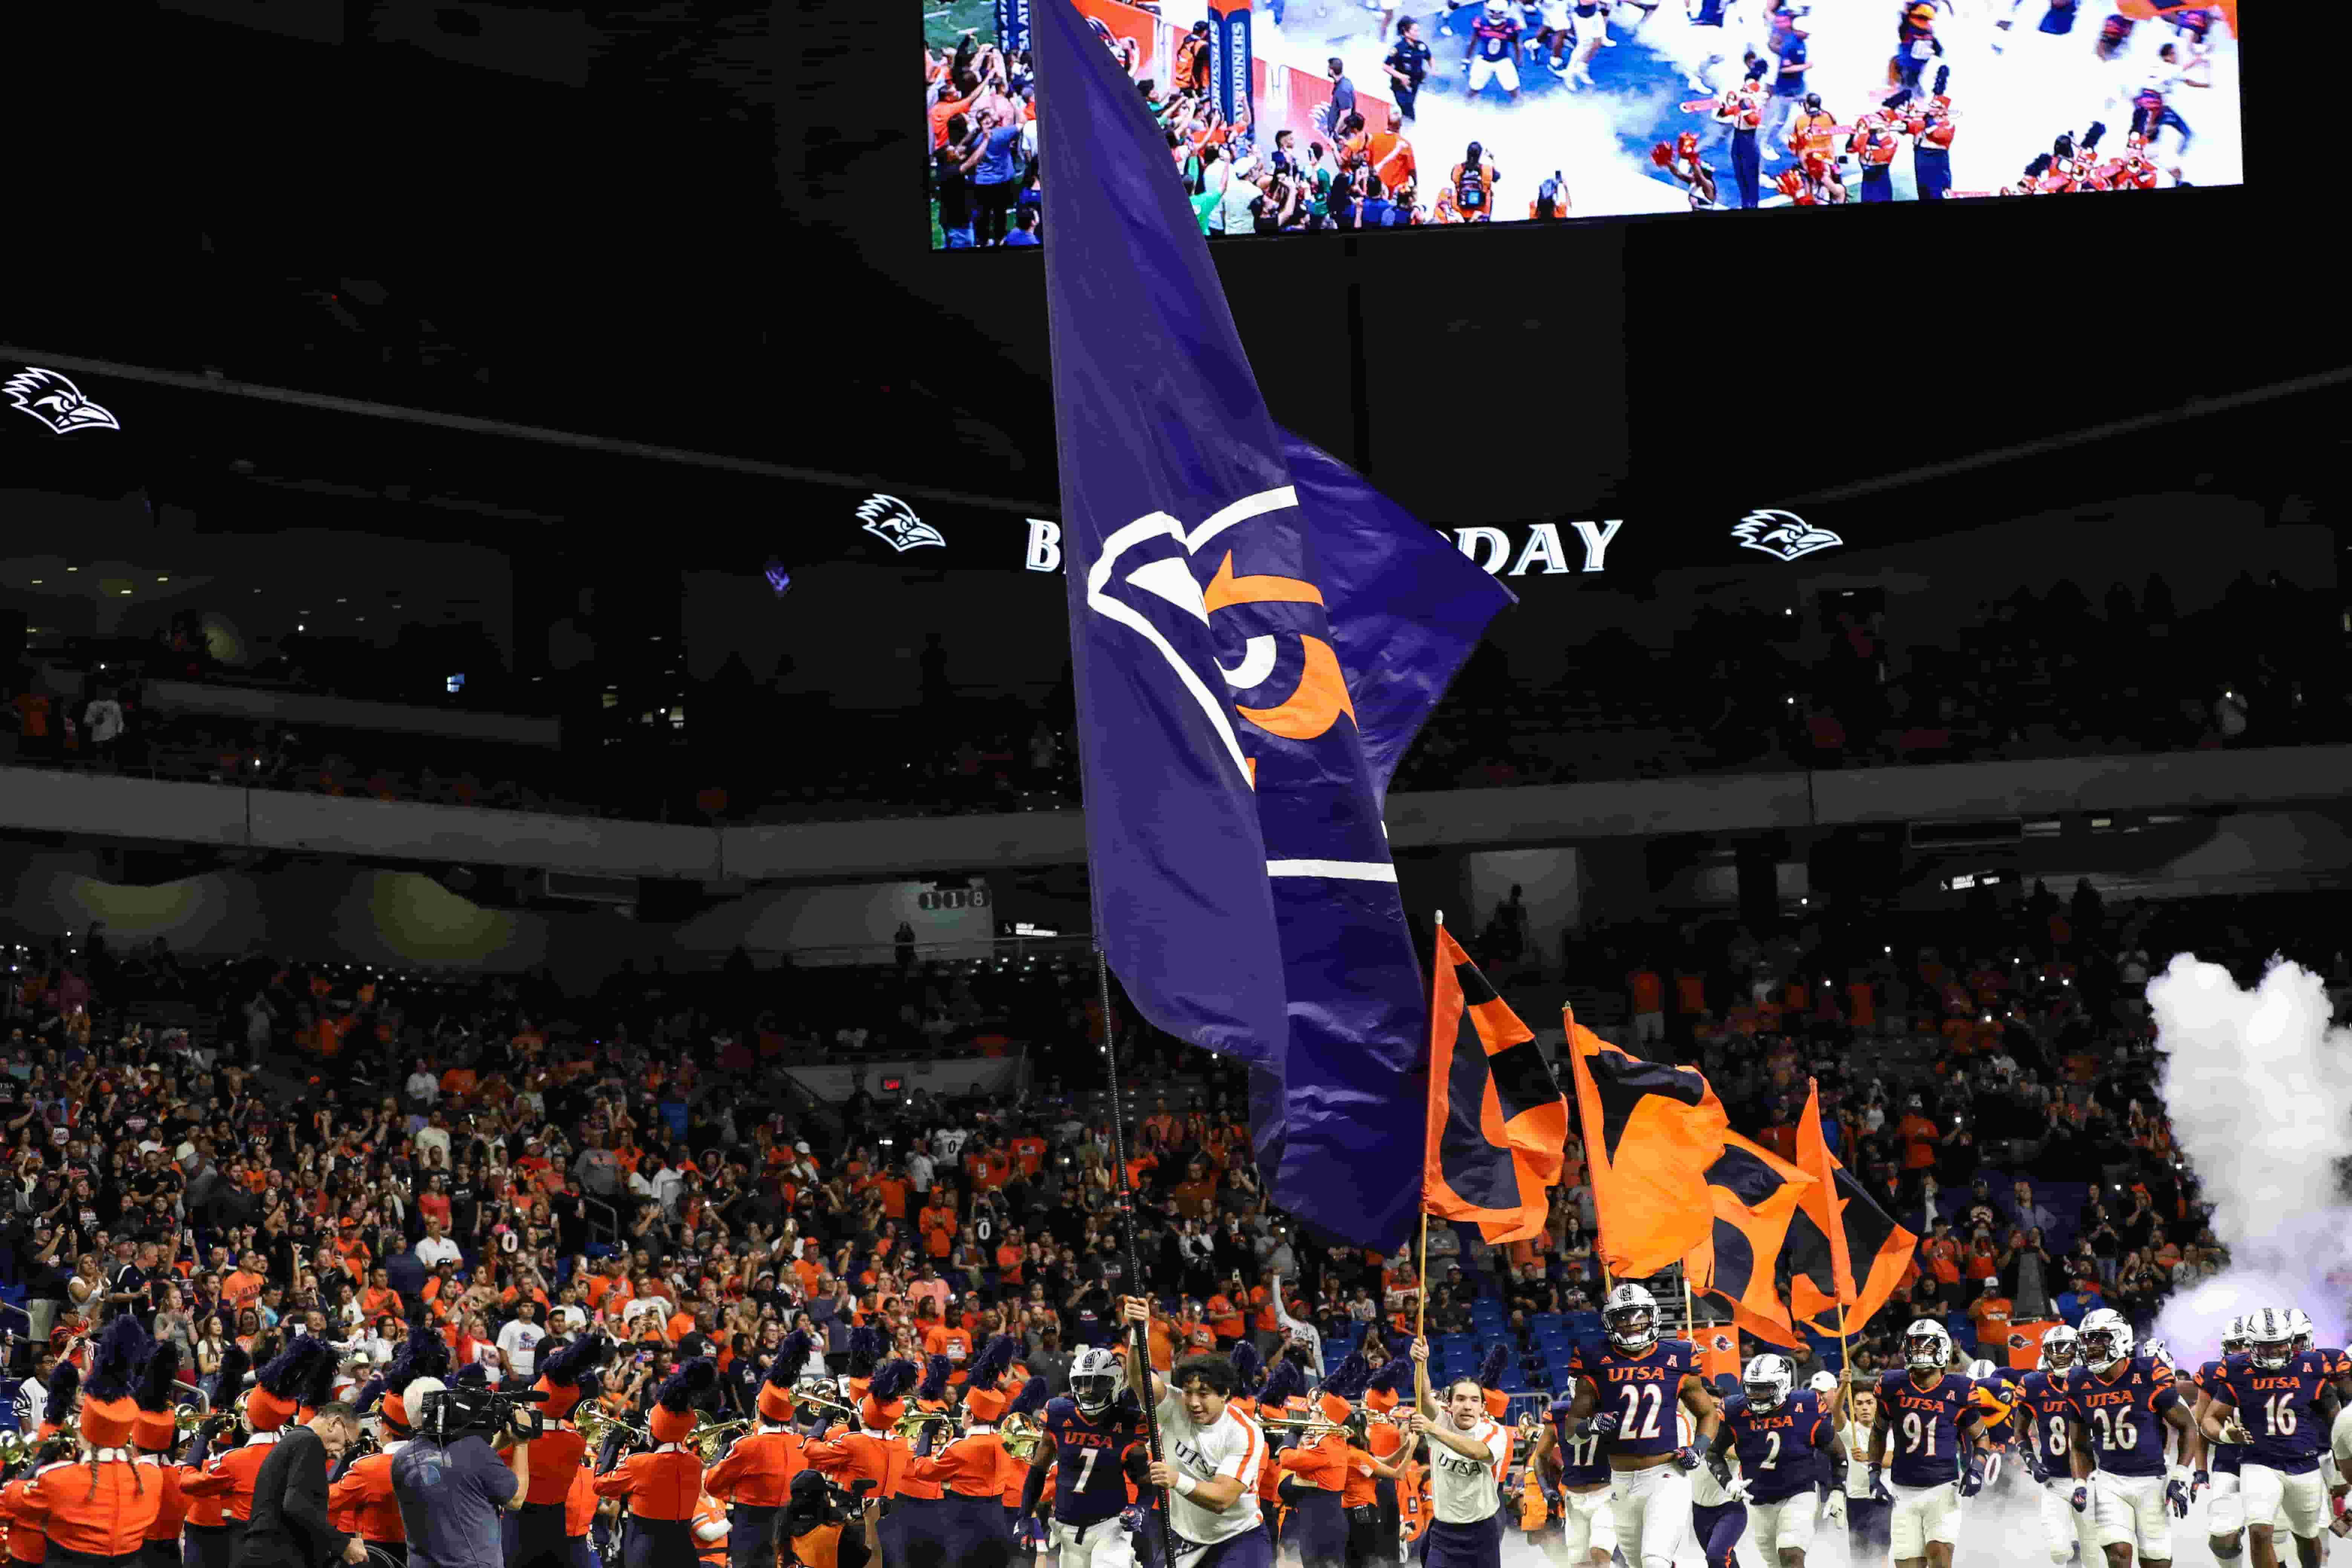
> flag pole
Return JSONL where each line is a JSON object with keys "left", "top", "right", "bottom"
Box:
{"left": 1093, "top": 946, "right": 1179, "bottom": 1568}
{"left": 1566, "top": 1001, "right": 1614, "bottom": 1300}
{"left": 1418, "top": 911, "right": 1441, "bottom": 1405}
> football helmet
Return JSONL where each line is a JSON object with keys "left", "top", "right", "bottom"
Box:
{"left": 2078, "top": 1308, "right": 2133, "bottom": 1371}
{"left": 1070, "top": 1346, "right": 1122, "bottom": 1414}
{"left": 1604, "top": 1283, "right": 1660, "bottom": 1354}
{"left": 2288, "top": 1308, "right": 2315, "bottom": 1354}
{"left": 2040, "top": 1325, "right": 2080, "bottom": 1373}
{"left": 1903, "top": 1319, "right": 1953, "bottom": 1374}
{"left": 2246, "top": 1307, "right": 2296, "bottom": 1372}
{"left": 1742, "top": 1354, "right": 1794, "bottom": 1413}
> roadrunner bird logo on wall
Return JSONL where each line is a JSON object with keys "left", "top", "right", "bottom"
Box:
{"left": 5, "top": 368, "right": 120, "bottom": 435}
{"left": 856, "top": 494, "right": 947, "bottom": 553}
{"left": 1732, "top": 509, "right": 1842, "bottom": 563}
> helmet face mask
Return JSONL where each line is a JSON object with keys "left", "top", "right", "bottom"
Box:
{"left": 1741, "top": 1354, "right": 1793, "bottom": 1413}
{"left": 2040, "top": 1326, "right": 2079, "bottom": 1373}
{"left": 2079, "top": 1310, "right": 2132, "bottom": 1371}
{"left": 1604, "top": 1285, "right": 1659, "bottom": 1354}
{"left": 1070, "top": 1347, "right": 1120, "bottom": 1415}
{"left": 2288, "top": 1309, "right": 2315, "bottom": 1355}
{"left": 2248, "top": 1308, "right": 2297, "bottom": 1372}
{"left": 1903, "top": 1320, "right": 1951, "bottom": 1374}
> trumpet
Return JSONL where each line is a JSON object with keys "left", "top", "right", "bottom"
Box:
{"left": 796, "top": 1390, "right": 858, "bottom": 1425}
{"left": 893, "top": 1410, "right": 955, "bottom": 1443}
{"left": 575, "top": 1404, "right": 651, "bottom": 1463}
{"left": 691, "top": 1418, "right": 747, "bottom": 1465}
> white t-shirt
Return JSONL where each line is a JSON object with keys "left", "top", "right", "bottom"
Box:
{"left": 496, "top": 1318, "right": 547, "bottom": 1378}
{"left": 1154, "top": 1393, "right": 1265, "bottom": 1545}
{"left": 1427, "top": 1415, "right": 1508, "bottom": 1524}
{"left": 414, "top": 1236, "right": 462, "bottom": 1270}
{"left": 1835, "top": 1417, "right": 1878, "bottom": 1500}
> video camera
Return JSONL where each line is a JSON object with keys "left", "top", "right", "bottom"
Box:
{"left": 413, "top": 1384, "right": 547, "bottom": 1444}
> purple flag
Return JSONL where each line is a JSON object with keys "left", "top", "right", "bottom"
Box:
{"left": 1038, "top": 0, "right": 1513, "bottom": 1248}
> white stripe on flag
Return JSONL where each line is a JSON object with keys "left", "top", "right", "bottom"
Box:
{"left": 1265, "top": 860, "right": 1399, "bottom": 882}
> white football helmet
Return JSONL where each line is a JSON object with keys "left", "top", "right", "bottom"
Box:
{"left": 2288, "top": 1307, "right": 2315, "bottom": 1354}
{"left": 1604, "top": 1283, "right": 1660, "bottom": 1353}
{"left": 1742, "top": 1354, "right": 1794, "bottom": 1412}
{"left": 2220, "top": 1315, "right": 2250, "bottom": 1357}
{"left": 2078, "top": 1308, "right": 2133, "bottom": 1371}
{"left": 1967, "top": 1358, "right": 1996, "bottom": 1383}
{"left": 2040, "top": 1324, "right": 2080, "bottom": 1373}
{"left": 1903, "top": 1319, "right": 1953, "bottom": 1374}
{"left": 1070, "top": 1346, "right": 1122, "bottom": 1414}
{"left": 2246, "top": 1306, "right": 2296, "bottom": 1372}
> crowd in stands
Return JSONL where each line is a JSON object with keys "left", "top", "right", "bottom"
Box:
{"left": 4, "top": 570, "right": 2343, "bottom": 836}
{"left": 1, "top": 862, "right": 2338, "bottom": 1446}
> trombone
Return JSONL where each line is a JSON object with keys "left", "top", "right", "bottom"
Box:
{"left": 1256, "top": 1415, "right": 1348, "bottom": 1440}
{"left": 692, "top": 1418, "right": 748, "bottom": 1465}
{"left": 894, "top": 1410, "right": 955, "bottom": 1443}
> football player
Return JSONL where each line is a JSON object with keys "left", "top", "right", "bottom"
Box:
{"left": 1526, "top": 1374, "right": 1615, "bottom": 1566}
{"left": 2192, "top": 1315, "right": 2253, "bottom": 1565}
{"left": 2021, "top": 1326, "right": 2101, "bottom": 1567}
{"left": 2201, "top": 1306, "right": 2340, "bottom": 1568}
{"left": 2061, "top": 1307, "right": 2196, "bottom": 1568}
{"left": 1706, "top": 1353, "right": 1839, "bottom": 1567}
{"left": 1557, "top": 1283, "right": 1721, "bottom": 1568}
{"left": 1018, "top": 1345, "right": 1152, "bottom": 1568}
{"left": 1866, "top": 1320, "right": 1986, "bottom": 1568}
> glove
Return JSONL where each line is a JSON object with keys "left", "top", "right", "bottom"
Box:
{"left": 1706, "top": 1451, "right": 1735, "bottom": 1490}
{"left": 1673, "top": 1443, "right": 1707, "bottom": 1473}
{"left": 1585, "top": 1412, "right": 1622, "bottom": 1439}
{"left": 2070, "top": 1484, "right": 2090, "bottom": 1514}
{"left": 1120, "top": 1505, "right": 1151, "bottom": 1536}
{"left": 1869, "top": 1466, "right": 1892, "bottom": 1504}
{"left": 1014, "top": 1517, "right": 1047, "bottom": 1551}
{"left": 1824, "top": 1491, "right": 1847, "bottom": 1527}
{"left": 2166, "top": 1473, "right": 2191, "bottom": 1520}
{"left": 2192, "top": 1469, "right": 2211, "bottom": 1504}
{"left": 2024, "top": 1445, "right": 2049, "bottom": 1487}
{"left": 1960, "top": 1456, "right": 1985, "bottom": 1499}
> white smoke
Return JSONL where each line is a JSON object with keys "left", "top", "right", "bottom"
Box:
{"left": 2150, "top": 954, "right": 2352, "bottom": 1357}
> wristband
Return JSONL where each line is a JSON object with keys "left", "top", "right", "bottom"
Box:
{"left": 1173, "top": 1473, "right": 1199, "bottom": 1498}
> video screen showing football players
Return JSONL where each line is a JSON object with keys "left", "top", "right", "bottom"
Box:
{"left": 924, "top": 0, "right": 2242, "bottom": 245}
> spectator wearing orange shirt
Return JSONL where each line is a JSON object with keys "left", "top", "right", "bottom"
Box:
{"left": 1628, "top": 966, "right": 1665, "bottom": 1044}
{"left": 963, "top": 1142, "right": 1011, "bottom": 1193}
{"left": 1966, "top": 1277, "right": 2014, "bottom": 1358}
{"left": 1921, "top": 1218, "right": 1963, "bottom": 1311}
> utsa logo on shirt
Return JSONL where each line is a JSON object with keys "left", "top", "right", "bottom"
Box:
{"left": 2061, "top": 1355, "right": 2179, "bottom": 1478}
{"left": 1720, "top": 1390, "right": 1825, "bottom": 1504}
{"left": 1571, "top": 1338, "right": 1698, "bottom": 1458}
{"left": 1545, "top": 1395, "right": 1611, "bottom": 1486}
{"left": 1042, "top": 1395, "right": 1145, "bottom": 1524}
{"left": 1877, "top": 1369, "right": 1976, "bottom": 1487}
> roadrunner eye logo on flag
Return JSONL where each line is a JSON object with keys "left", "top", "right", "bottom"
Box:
{"left": 1085, "top": 485, "right": 1357, "bottom": 788}
{"left": 5, "top": 368, "right": 120, "bottom": 435}
{"left": 1731, "top": 509, "right": 1843, "bottom": 563}
{"left": 855, "top": 494, "right": 947, "bottom": 553}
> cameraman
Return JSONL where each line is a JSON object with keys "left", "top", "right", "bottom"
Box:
{"left": 390, "top": 1377, "right": 534, "bottom": 1568}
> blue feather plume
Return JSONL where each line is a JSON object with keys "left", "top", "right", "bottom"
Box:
{"left": 1008, "top": 1377, "right": 1050, "bottom": 1418}
{"left": 968, "top": 1335, "right": 1017, "bottom": 1392}
{"left": 1477, "top": 1343, "right": 1508, "bottom": 1390}
{"left": 919, "top": 1354, "right": 952, "bottom": 1403}
{"left": 870, "top": 1358, "right": 919, "bottom": 1403}
{"left": 767, "top": 1330, "right": 813, "bottom": 1390}
{"left": 1320, "top": 1351, "right": 1372, "bottom": 1403}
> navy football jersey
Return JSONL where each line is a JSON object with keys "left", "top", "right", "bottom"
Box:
{"left": 2061, "top": 1353, "right": 2179, "bottom": 1479}
{"left": 2193, "top": 1360, "right": 2243, "bottom": 1476}
{"left": 1719, "top": 1389, "right": 1825, "bottom": 1504}
{"left": 2016, "top": 1369, "right": 2078, "bottom": 1477}
{"left": 1043, "top": 1392, "right": 1147, "bottom": 1524}
{"left": 1570, "top": 1337, "right": 1700, "bottom": 1459}
{"left": 1544, "top": 1393, "right": 1611, "bottom": 1487}
{"left": 1877, "top": 1369, "right": 1979, "bottom": 1488}
{"left": 1469, "top": 14, "right": 1519, "bottom": 59}
{"left": 2211, "top": 1352, "right": 2331, "bottom": 1475}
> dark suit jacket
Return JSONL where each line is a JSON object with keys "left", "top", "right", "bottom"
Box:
{"left": 234, "top": 1425, "right": 353, "bottom": 1567}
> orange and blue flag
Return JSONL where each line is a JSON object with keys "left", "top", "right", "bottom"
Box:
{"left": 1684, "top": 1132, "right": 1815, "bottom": 1348}
{"left": 1788, "top": 1078, "right": 1917, "bottom": 1337}
{"left": 1562, "top": 1019, "right": 1730, "bottom": 1278}
{"left": 1037, "top": 0, "right": 1511, "bottom": 1248}
{"left": 1422, "top": 928, "right": 1568, "bottom": 1243}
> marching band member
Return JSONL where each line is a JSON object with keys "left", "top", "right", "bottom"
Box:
{"left": 561, "top": 1467, "right": 597, "bottom": 1568}
{"left": 905, "top": 1336, "right": 1019, "bottom": 1568}
{"left": 178, "top": 1346, "right": 248, "bottom": 1568}
{"left": 878, "top": 1357, "right": 955, "bottom": 1567}
{"left": 995, "top": 1380, "right": 1049, "bottom": 1540}
{"left": 511, "top": 1332, "right": 612, "bottom": 1568}
{"left": 705, "top": 1329, "right": 813, "bottom": 1568}
{"left": 37, "top": 1363, "right": 77, "bottom": 1444}
{"left": 328, "top": 1328, "right": 447, "bottom": 1567}
{"left": 1255, "top": 1361, "right": 1306, "bottom": 1556}
{"left": 804, "top": 1359, "right": 917, "bottom": 1508}
{"left": 129, "top": 1343, "right": 194, "bottom": 1568}
{"left": 181, "top": 1337, "right": 340, "bottom": 1566}
{"left": 22, "top": 1316, "right": 164, "bottom": 1568}
{"left": 591, "top": 1358, "right": 717, "bottom": 1568}
{"left": 691, "top": 1489, "right": 729, "bottom": 1567}
{"left": 1277, "top": 1352, "right": 1369, "bottom": 1568}
{"left": 1361, "top": 1353, "right": 1417, "bottom": 1565}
